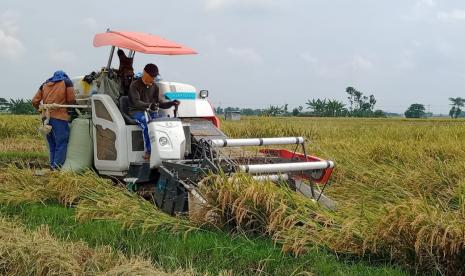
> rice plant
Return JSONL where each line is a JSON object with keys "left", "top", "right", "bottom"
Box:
{"left": 220, "top": 117, "right": 465, "bottom": 273}
{"left": 0, "top": 216, "right": 189, "bottom": 275}
{"left": 74, "top": 173, "right": 196, "bottom": 233}
{"left": 0, "top": 166, "right": 54, "bottom": 204}
{"left": 4, "top": 115, "right": 465, "bottom": 273}
{"left": 199, "top": 173, "right": 369, "bottom": 256}
{"left": 0, "top": 115, "right": 41, "bottom": 139}
{"left": 0, "top": 166, "right": 196, "bottom": 235}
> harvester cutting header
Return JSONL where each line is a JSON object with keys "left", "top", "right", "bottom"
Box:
{"left": 39, "top": 30, "right": 336, "bottom": 215}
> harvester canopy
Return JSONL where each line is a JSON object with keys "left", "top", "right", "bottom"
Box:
{"left": 93, "top": 30, "right": 197, "bottom": 55}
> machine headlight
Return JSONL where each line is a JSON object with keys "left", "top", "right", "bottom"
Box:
{"left": 159, "top": 137, "right": 169, "bottom": 146}
{"left": 199, "top": 90, "right": 209, "bottom": 99}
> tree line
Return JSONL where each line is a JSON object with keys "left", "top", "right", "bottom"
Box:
{"left": 404, "top": 97, "right": 465, "bottom": 118}
{"left": 3, "top": 89, "right": 465, "bottom": 118}
{"left": 0, "top": 98, "right": 36, "bottom": 114}
{"left": 217, "top": 86, "right": 386, "bottom": 117}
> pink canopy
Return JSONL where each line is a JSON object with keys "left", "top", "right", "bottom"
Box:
{"left": 93, "top": 31, "right": 197, "bottom": 55}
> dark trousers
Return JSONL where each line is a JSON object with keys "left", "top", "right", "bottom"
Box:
{"left": 47, "top": 118, "right": 70, "bottom": 169}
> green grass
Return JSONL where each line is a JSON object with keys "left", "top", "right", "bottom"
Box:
{"left": 0, "top": 202, "right": 405, "bottom": 275}
{"left": 0, "top": 151, "right": 47, "bottom": 159}
{"left": 0, "top": 151, "right": 47, "bottom": 166}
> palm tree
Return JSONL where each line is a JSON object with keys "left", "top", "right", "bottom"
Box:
{"left": 305, "top": 99, "right": 327, "bottom": 116}
{"left": 449, "top": 106, "right": 457, "bottom": 118}
{"left": 306, "top": 99, "right": 319, "bottom": 114}
{"left": 326, "top": 100, "right": 346, "bottom": 117}
{"left": 334, "top": 101, "right": 346, "bottom": 117}
{"left": 449, "top": 97, "right": 465, "bottom": 118}
{"left": 8, "top": 99, "right": 35, "bottom": 114}
{"left": 0, "top": 98, "right": 10, "bottom": 113}
{"left": 346, "top": 87, "right": 356, "bottom": 112}
{"left": 369, "top": 95, "right": 376, "bottom": 110}
{"left": 306, "top": 99, "right": 318, "bottom": 112}
{"left": 307, "top": 99, "right": 346, "bottom": 117}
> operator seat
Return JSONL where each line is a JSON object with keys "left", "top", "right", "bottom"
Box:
{"left": 119, "top": 96, "right": 138, "bottom": 125}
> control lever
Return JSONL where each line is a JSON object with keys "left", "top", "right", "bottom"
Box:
{"left": 174, "top": 104, "right": 179, "bottom": 118}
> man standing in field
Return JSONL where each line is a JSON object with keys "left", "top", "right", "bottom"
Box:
{"left": 32, "top": 70, "right": 76, "bottom": 169}
{"left": 128, "top": 63, "right": 180, "bottom": 160}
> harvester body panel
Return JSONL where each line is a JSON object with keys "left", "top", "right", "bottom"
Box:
{"left": 148, "top": 118, "right": 186, "bottom": 168}
{"left": 91, "top": 94, "right": 129, "bottom": 176}
{"left": 157, "top": 81, "right": 215, "bottom": 118}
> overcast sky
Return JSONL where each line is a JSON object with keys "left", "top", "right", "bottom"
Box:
{"left": 1, "top": 0, "right": 465, "bottom": 113}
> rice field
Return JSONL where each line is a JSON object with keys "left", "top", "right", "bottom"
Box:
{"left": 2, "top": 114, "right": 465, "bottom": 275}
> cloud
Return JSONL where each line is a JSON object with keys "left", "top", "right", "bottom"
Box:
{"left": 435, "top": 39, "right": 454, "bottom": 57}
{"left": 300, "top": 52, "right": 334, "bottom": 77}
{"left": 397, "top": 50, "right": 416, "bottom": 70}
{"left": 0, "top": 30, "right": 25, "bottom": 61}
{"left": 80, "top": 17, "right": 99, "bottom": 30}
{"left": 300, "top": 52, "right": 318, "bottom": 64}
{"left": 49, "top": 49, "right": 78, "bottom": 67}
{"left": 203, "top": 0, "right": 277, "bottom": 13}
{"left": 420, "top": 0, "right": 435, "bottom": 8}
{"left": 204, "top": 0, "right": 227, "bottom": 11}
{"left": 403, "top": 0, "right": 436, "bottom": 21}
{"left": 203, "top": 33, "right": 218, "bottom": 47}
{"left": 0, "top": 10, "right": 25, "bottom": 61}
{"left": 0, "top": 10, "right": 20, "bottom": 34}
{"left": 226, "top": 47, "right": 262, "bottom": 63}
{"left": 351, "top": 55, "right": 373, "bottom": 71}
{"left": 437, "top": 9, "right": 465, "bottom": 22}
{"left": 299, "top": 54, "right": 374, "bottom": 79}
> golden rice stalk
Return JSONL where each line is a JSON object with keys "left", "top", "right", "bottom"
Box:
{"left": 102, "top": 258, "right": 191, "bottom": 276}
{"left": 0, "top": 216, "right": 190, "bottom": 275}
{"left": 9, "top": 115, "right": 465, "bottom": 272}
{"left": 46, "top": 170, "right": 113, "bottom": 206}
{"left": 371, "top": 197, "right": 465, "bottom": 274}
{"left": 199, "top": 173, "right": 365, "bottom": 255}
{"left": 0, "top": 115, "right": 41, "bottom": 139}
{"left": 0, "top": 166, "right": 196, "bottom": 235}
{"left": 0, "top": 217, "right": 96, "bottom": 275}
{"left": 75, "top": 174, "right": 196, "bottom": 233}
{"left": 0, "top": 166, "right": 55, "bottom": 205}
{"left": 0, "top": 138, "right": 45, "bottom": 153}
{"left": 44, "top": 168, "right": 196, "bottom": 234}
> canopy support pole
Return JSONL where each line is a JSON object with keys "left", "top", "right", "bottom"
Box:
{"left": 106, "top": 46, "right": 115, "bottom": 71}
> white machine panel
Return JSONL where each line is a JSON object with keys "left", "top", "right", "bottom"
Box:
{"left": 125, "top": 125, "right": 145, "bottom": 163}
{"left": 148, "top": 118, "right": 186, "bottom": 168}
{"left": 157, "top": 81, "right": 215, "bottom": 118}
{"left": 91, "top": 94, "right": 130, "bottom": 175}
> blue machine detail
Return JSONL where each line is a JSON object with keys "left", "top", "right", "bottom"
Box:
{"left": 157, "top": 177, "right": 167, "bottom": 192}
{"left": 165, "top": 92, "right": 196, "bottom": 100}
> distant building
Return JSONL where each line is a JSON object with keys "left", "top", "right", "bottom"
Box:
{"left": 225, "top": 111, "right": 241, "bottom": 121}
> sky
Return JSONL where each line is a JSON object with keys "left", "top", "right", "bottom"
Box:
{"left": 1, "top": 0, "right": 465, "bottom": 114}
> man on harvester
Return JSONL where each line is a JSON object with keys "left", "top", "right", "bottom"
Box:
{"left": 128, "top": 63, "right": 180, "bottom": 160}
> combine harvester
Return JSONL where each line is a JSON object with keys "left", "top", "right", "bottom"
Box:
{"left": 45, "top": 30, "right": 336, "bottom": 215}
